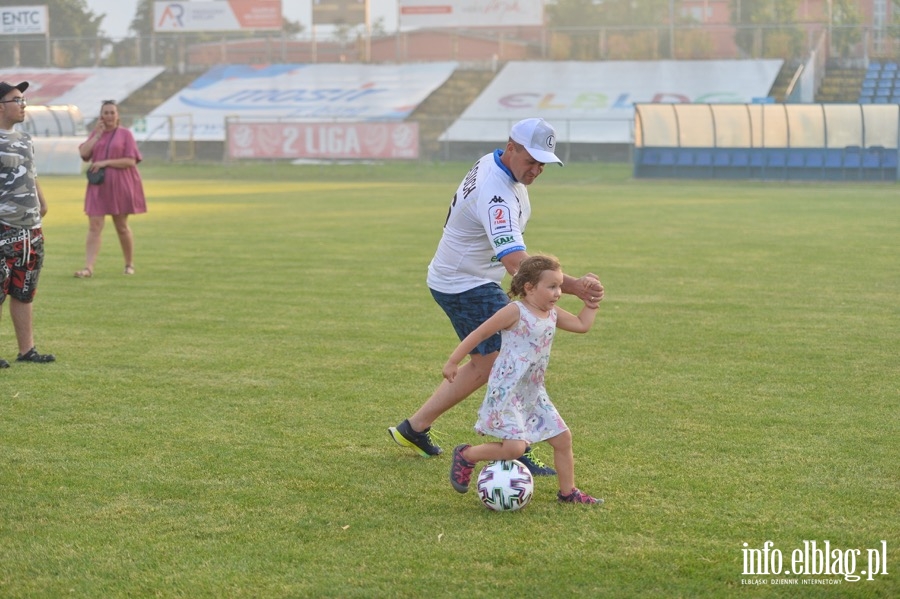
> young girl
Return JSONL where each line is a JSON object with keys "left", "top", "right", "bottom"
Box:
{"left": 443, "top": 254, "right": 603, "bottom": 505}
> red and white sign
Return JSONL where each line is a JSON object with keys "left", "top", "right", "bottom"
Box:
{"left": 227, "top": 121, "right": 419, "bottom": 160}
{"left": 154, "top": 0, "right": 282, "bottom": 32}
{"left": 399, "top": 0, "right": 544, "bottom": 28}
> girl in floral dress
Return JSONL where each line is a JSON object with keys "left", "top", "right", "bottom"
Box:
{"left": 443, "top": 254, "right": 603, "bottom": 504}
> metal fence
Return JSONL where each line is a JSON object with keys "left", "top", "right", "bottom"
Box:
{"left": 2, "top": 24, "right": 899, "bottom": 70}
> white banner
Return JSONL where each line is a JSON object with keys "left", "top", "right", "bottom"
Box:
{"left": 138, "top": 62, "right": 458, "bottom": 142}
{"left": 399, "top": 0, "right": 544, "bottom": 28}
{"left": 0, "top": 5, "right": 49, "bottom": 35}
{"left": 0, "top": 66, "right": 165, "bottom": 118}
{"left": 154, "top": 0, "right": 282, "bottom": 32}
{"left": 227, "top": 121, "right": 418, "bottom": 160}
{"left": 441, "top": 60, "right": 784, "bottom": 144}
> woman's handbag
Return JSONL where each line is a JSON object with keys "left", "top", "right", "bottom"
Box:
{"left": 86, "top": 167, "right": 105, "bottom": 185}
{"left": 86, "top": 128, "right": 117, "bottom": 185}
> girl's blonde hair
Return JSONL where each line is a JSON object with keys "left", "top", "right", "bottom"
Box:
{"left": 508, "top": 254, "right": 560, "bottom": 299}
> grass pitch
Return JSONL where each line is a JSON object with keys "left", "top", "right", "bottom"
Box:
{"left": 0, "top": 162, "right": 897, "bottom": 597}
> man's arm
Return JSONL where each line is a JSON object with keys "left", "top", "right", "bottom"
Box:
{"left": 36, "top": 180, "right": 47, "bottom": 217}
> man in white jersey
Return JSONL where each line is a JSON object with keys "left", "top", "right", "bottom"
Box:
{"left": 0, "top": 81, "right": 54, "bottom": 367}
{"left": 389, "top": 118, "right": 603, "bottom": 474}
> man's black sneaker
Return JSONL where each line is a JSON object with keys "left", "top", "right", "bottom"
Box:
{"left": 518, "top": 446, "right": 556, "bottom": 476}
{"left": 388, "top": 419, "right": 442, "bottom": 457}
{"left": 16, "top": 347, "right": 55, "bottom": 363}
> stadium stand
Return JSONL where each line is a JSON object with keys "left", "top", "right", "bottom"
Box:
{"left": 634, "top": 103, "right": 900, "bottom": 181}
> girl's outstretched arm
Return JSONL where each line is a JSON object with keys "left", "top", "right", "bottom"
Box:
{"left": 443, "top": 303, "right": 520, "bottom": 382}
{"left": 555, "top": 300, "right": 600, "bottom": 334}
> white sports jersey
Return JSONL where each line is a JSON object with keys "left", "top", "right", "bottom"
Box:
{"left": 427, "top": 150, "right": 531, "bottom": 294}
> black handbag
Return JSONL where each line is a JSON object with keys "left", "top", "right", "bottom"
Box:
{"left": 86, "top": 167, "right": 105, "bottom": 185}
{"left": 86, "top": 128, "right": 117, "bottom": 185}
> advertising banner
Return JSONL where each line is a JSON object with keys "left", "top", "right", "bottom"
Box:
{"left": 227, "top": 121, "right": 418, "bottom": 160}
{"left": 313, "top": 0, "right": 367, "bottom": 26}
{"left": 0, "top": 5, "right": 49, "bottom": 35}
{"left": 399, "top": 0, "right": 544, "bottom": 28}
{"left": 154, "top": 0, "right": 282, "bottom": 32}
{"left": 139, "top": 62, "right": 458, "bottom": 142}
{"left": 0, "top": 66, "right": 165, "bottom": 115}
{"left": 441, "top": 60, "right": 784, "bottom": 144}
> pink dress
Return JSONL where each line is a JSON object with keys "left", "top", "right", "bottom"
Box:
{"left": 474, "top": 301, "right": 569, "bottom": 444}
{"left": 82, "top": 127, "right": 147, "bottom": 216}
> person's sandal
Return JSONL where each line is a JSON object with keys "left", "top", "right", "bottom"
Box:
{"left": 16, "top": 347, "right": 55, "bottom": 363}
{"left": 124, "top": 265, "right": 135, "bottom": 275}
{"left": 74, "top": 268, "right": 92, "bottom": 278}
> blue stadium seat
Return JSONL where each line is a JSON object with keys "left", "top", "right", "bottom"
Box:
{"left": 884, "top": 62, "right": 899, "bottom": 71}
{"left": 862, "top": 79, "right": 877, "bottom": 88}
{"left": 658, "top": 149, "right": 677, "bottom": 165}
{"left": 713, "top": 150, "right": 730, "bottom": 168}
{"left": 882, "top": 150, "right": 898, "bottom": 180}
{"left": 764, "top": 149, "right": 787, "bottom": 179}
{"left": 640, "top": 148, "right": 661, "bottom": 165}
{"left": 694, "top": 149, "right": 713, "bottom": 165}
{"left": 731, "top": 149, "right": 750, "bottom": 167}
{"left": 862, "top": 146, "right": 883, "bottom": 179}
{"left": 805, "top": 149, "right": 826, "bottom": 168}
{"left": 843, "top": 146, "right": 863, "bottom": 179}
{"left": 676, "top": 148, "right": 695, "bottom": 167}
{"left": 876, "top": 87, "right": 892, "bottom": 96}
{"left": 823, "top": 149, "right": 843, "bottom": 177}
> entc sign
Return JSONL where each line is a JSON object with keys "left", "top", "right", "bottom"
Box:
{"left": 0, "top": 5, "right": 49, "bottom": 35}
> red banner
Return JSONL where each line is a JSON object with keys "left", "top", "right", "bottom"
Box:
{"left": 227, "top": 122, "right": 419, "bottom": 160}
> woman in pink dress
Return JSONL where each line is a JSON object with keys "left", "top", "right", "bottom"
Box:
{"left": 75, "top": 100, "right": 146, "bottom": 277}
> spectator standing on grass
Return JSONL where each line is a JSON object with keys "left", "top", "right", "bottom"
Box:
{"left": 388, "top": 117, "right": 603, "bottom": 475}
{"left": 444, "top": 255, "right": 603, "bottom": 504}
{"left": 75, "top": 99, "right": 146, "bottom": 278}
{"left": 0, "top": 81, "right": 55, "bottom": 366}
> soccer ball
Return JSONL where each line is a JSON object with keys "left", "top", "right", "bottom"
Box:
{"left": 476, "top": 460, "right": 534, "bottom": 512}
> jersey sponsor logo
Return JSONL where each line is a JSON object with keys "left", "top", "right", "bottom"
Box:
{"left": 489, "top": 204, "right": 512, "bottom": 235}
{"left": 493, "top": 234, "right": 515, "bottom": 248}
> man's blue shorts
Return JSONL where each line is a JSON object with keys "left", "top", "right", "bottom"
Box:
{"left": 430, "top": 282, "right": 509, "bottom": 356}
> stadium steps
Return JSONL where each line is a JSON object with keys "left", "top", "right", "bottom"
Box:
{"left": 816, "top": 67, "right": 865, "bottom": 103}
{"left": 768, "top": 63, "right": 795, "bottom": 101}
{"left": 408, "top": 68, "right": 497, "bottom": 159}
{"left": 115, "top": 71, "right": 199, "bottom": 127}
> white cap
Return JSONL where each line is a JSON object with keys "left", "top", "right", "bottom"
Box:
{"left": 509, "top": 118, "right": 563, "bottom": 166}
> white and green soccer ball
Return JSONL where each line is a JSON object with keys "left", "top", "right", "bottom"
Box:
{"left": 476, "top": 460, "right": 534, "bottom": 512}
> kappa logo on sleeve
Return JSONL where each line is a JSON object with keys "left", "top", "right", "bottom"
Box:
{"left": 488, "top": 201, "right": 513, "bottom": 236}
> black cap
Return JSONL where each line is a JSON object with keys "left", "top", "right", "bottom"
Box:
{"left": 0, "top": 81, "right": 29, "bottom": 99}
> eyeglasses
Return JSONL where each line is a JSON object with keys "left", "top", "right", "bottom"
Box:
{"left": 0, "top": 97, "right": 26, "bottom": 107}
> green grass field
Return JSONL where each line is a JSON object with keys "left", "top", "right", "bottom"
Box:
{"left": 0, "top": 162, "right": 897, "bottom": 598}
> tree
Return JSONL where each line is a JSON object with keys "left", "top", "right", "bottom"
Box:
{"left": 829, "top": 0, "right": 862, "bottom": 60}
{"left": 731, "top": 0, "right": 805, "bottom": 59}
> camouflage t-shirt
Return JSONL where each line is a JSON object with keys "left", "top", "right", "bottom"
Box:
{"left": 0, "top": 129, "right": 41, "bottom": 229}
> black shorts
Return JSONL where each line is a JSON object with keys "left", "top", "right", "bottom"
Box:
{"left": 0, "top": 225, "right": 44, "bottom": 304}
{"left": 430, "top": 282, "right": 509, "bottom": 356}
